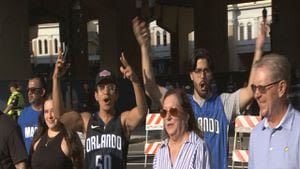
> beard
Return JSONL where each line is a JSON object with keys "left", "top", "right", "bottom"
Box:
{"left": 194, "top": 80, "right": 212, "bottom": 99}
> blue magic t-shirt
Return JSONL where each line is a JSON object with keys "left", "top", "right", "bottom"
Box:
{"left": 18, "top": 106, "right": 41, "bottom": 153}
{"left": 189, "top": 94, "right": 229, "bottom": 169}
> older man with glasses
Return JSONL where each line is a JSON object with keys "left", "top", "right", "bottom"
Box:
{"left": 18, "top": 75, "right": 46, "bottom": 154}
{"left": 248, "top": 54, "right": 300, "bottom": 169}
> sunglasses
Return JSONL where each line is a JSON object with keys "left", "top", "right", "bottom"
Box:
{"left": 160, "top": 107, "right": 179, "bottom": 118}
{"left": 251, "top": 80, "right": 281, "bottom": 93}
{"left": 27, "top": 87, "right": 42, "bottom": 94}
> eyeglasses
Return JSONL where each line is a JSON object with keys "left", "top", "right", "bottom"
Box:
{"left": 251, "top": 80, "right": 282, "bottom": 93}
{"left": 160, "top": 107, "right": 179, "bottom": 118}
{"left": 27, "top": 87, "right": 42, "bottom": 94}
{"left": 194, "top": 68, "right": 211, "bottom": 75}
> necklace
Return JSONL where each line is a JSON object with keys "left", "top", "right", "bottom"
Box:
{"left": 45, "top": 136, "right": 55, "bottom": 147}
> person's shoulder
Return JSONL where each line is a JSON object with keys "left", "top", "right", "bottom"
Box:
{"left": 251, "top": 119, "right": 264, "bottom": 135}
{"left": 0, "top": 113, "right": 17, "bottom": 128}
{"left": 21, "top": 105, "right": 32, "bottom": 113}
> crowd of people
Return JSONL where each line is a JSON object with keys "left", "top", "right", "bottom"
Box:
{"left": 1, "top": 16, "right": 299, "bottom": 169}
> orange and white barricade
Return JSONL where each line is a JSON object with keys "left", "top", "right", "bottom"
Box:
{"left": 144, "top": 113, "right": 164, "bottom": 167}
{"left": 145, "top": 113, "right": 164, "bottom": 131}
{"left": 231, "top": 115, "right": 261, "bottom": 169}
{"left": 144, "top": 142, "right": 161, "bottom": 155}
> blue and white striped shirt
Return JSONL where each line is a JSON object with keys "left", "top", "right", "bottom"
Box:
{"left": 153, "top": 131, "right": 211, "bottom": 169}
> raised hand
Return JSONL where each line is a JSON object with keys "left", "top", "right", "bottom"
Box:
{"left": 132, "top": 17, "right": 150, "bottom": 47}
{"left": 120, "top": 52, "right": 138, "bottom": 83}
{"left": 256, "top": 21, "right": 270, "bottom": 51}
{"left": 53, "top": 48, "right": 70, "bottom": 79}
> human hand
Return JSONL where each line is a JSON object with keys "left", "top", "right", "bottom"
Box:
{"left": 52, "top": 48, "right": 70, "bottom": 79}
{"left": 256, "top": 22, "right": 270, "bottom": 51}
{"left": 132, "top": 16, "right": 150, "bottom": 47}
{"left": 120, "top": 52, "right": 138, "bottom": 83}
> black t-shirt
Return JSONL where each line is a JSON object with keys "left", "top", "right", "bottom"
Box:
{"left": 85, "top": 114, "right": 128, "bottom": 169}
{"left": 0, "top": 113, "right": 27, "bottom": 169}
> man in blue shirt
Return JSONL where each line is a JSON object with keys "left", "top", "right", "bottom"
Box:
{"left": 132, "top": 17, "right": 267, "bottom": 169}
{"left": 248, "top": 54, "right": 300, "bottom": 169}
{"left": 18, "top": 75, "right": 46, "bottom": 153}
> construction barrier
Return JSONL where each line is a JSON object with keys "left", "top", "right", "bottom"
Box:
{"left": 144, "top": 142, "right": 161, "bottom": 155}
{"left": 146, "top": 113, "right": 164, "bottom": 131}
{"left": 232, "top": 150, "right": 249, "bottom": 163}
{"left": 144, "top": 113, "right": 164, "bottom": 167}
{"left": 231, "top": 115, "right": 261, "bottom": 169}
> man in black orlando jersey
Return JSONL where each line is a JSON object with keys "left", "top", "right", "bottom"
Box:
{"left": 52, "top": 52, "right": 147, "bottom": 169}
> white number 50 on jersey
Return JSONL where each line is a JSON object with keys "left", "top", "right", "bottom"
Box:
{"left": 95, "top": 155, "right": 112, "bottom": 169}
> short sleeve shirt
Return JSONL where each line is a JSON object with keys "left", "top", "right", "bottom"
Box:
{"left": 0, "top": 113, "right": 27, "bottom": 168}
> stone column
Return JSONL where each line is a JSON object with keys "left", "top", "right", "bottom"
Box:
{"left": 193, "top": 0, "right": 229, "bottom": 72}
{"left": 0, "top": 0, "right": 31, "bottom": 80}
{"left": 156, "top": 5, "right": 193, "bottom": 74}
{"left": 98, "top": 0, "right": 140, "bottom": 78}
{"left": 68, "top": 0, "right": 89, "bottom": 80}
{"left": 271, "top": 0, "right": 300, "bottom": 71}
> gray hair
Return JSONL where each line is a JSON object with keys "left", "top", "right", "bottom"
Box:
{"left": 254, "top": 53, "right": 291, "bottom": 86}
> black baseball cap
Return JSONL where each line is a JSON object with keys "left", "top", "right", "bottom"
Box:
{"left": 95, "top": 69, "right": 117, "bottom": 86}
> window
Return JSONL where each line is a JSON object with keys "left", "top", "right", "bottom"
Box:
{"left": 239, "top": 23, "right": 244, "bottom": 41}
{"left": 156, "top": 31, "right": 161, "bottom": 46}
{"left": 44, "top": 40, "right": 48, "bottom": 54}
{"left": 54, "top": 39, "right": 58, "bottom": 53}
{"left": 247, "top": 22, "right": 252, "bottom": 40}
{"left": 163, "top": 31, "right": 167, "bottom": 46}
{"left": 38, "top": 40, "right": 42, "bottom": 54}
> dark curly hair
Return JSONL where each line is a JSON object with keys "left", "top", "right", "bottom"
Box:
{"left": 188, "top": 48, "right": 214, "bottom": 72}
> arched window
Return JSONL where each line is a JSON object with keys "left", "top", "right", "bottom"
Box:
{"left": 54, "top": 39, "right": 58, "bottom": 53}
{"left": 38, "top": 40, "right": 42, "bottom": 54}
{"left": 247, "top": 22, "right": 252, "bottom": 40}
{"left": 156, "top": 31, "right": 161, "bottom": 46}
{"left": 239, "top": 23, "right": 244, "bottom": 41}
{"left": 163, "top": 31, "right": 167, "bottom": 46}
{"left": 44, "top": 40, "right": 48, "bottom": 54}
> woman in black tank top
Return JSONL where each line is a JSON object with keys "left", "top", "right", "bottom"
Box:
{"left": 29, "top": 95, "right": 83, "bottom": 169}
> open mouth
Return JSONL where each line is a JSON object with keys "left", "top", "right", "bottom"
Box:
{"left": 200, "top": 81, "right": 207, "bottom": 90}
{"left": 103, "top": 97, "right": 111, "bottom": 103}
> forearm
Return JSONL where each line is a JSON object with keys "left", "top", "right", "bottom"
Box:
{"left": 141, "top": 45, "right": 163, "bottom": 104}
{"left": 52, "top": 77, "right": 65, "bottom": 119}
{"left": 240, "top": 37, "right": 264, "bottom": 110}
{"left": 132, "top": 80, "right": 147, "bottom": 119}
{"left": 3, "top": 104, "right": 13, "bottom": 114}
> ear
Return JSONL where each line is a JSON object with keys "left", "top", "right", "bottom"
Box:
{"left": 278, "top": 80, "right": 287, "bottom": 98}
{"left": 41, "top": 88, "right": 46, "bottom": 97}
{"left": 94, "top": 91, "right": 98, "bottom": 101}
{"left": 189, "top": 72, "right": 194, "bottom": 81}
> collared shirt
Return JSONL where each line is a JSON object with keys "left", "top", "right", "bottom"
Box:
{"left": 248, "top": 104, "right": 300, "bottom": 169}
{"left": 153, "top": 131, "right": 211, "bottom": 169}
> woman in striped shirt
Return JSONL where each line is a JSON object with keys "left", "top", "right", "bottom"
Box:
{"left": 153, "top": 89, "right": 211, "bottom": 169}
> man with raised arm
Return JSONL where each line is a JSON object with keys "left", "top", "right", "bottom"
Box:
{"left": 132, "top": 17, "right": 267, "bottom": 169}
{"left": 52, "top": 52, "right": 147, "bottom": 169}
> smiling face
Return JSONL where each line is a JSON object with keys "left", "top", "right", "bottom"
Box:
{"left": 162, "top": 94, "right": 188, "bottom": 139}
{"left": 44, "top": 99, "right": 58, "bottom": 130}
{"left": 190, "top": 58, "right": 213, "bottom": 99}
{"left": 253, "top": 66, "right": 281, "bottom": 118}
{"left": 94, "top": 83, "right": 118, "bottom": 113}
